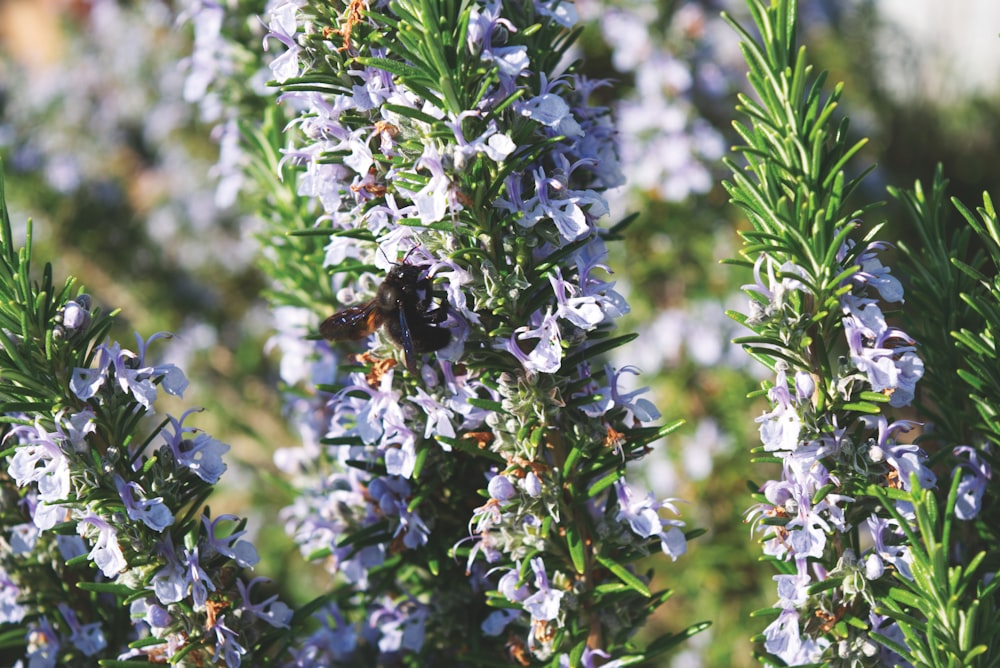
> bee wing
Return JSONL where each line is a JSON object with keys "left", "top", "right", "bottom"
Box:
{"left": 319, "top": 301, "right": 383, "bottom": 341}
{"left": 395, "top": 307, "right": 419, "bottom": 372}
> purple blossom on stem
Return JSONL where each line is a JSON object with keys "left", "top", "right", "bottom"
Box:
{"left": 952, "top": 445, "right": 991, "bottom": 520}
{"left": 57, "top": 603, "right": 106, "bottom": 657}
{"left": 521, "top": 557, "right": 563, "bottom": 622}
{"left": 237, "top": 577, "right": 293, "bottom": 629}
{"left": 115, "top": 475, "right": 174, "bottom": 532}
{"left": 161, "top": 409, "right": 230, "bottom": 483}
{"left": 77, "top": 514, "right": 127, "bottom": 578}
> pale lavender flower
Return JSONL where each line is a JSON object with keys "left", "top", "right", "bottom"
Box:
{"left": 77, "top": 514, "right": 127, "bottom": 578}
{"left": 237, "top": 577, "right": 293, "bottom": 628}
{"left": 488, "top": 473, "right": 517, "bottom": 502}
{"left": 614, "top": 480, "right": 687, "bottom": 560}
{"left": 130, "top": 597, "right": 172, "bottom": 635}
{"left": 497, "top": 567, "right": 531, "bottom": 605}
{"left": 24, "top": 617, "right": 60, "bottom": 668}
{"left": 263, "top": 0, "right": 305, "bottom": 83}
{"left": 757, "top": 367, "right": 803, "bottom": 452}
{"left": 57, "top": 603, "right": 106, "bottom": 657}
{"left": 953, "top": 445, "right": 991, "bottom": 520}
{"left": 7, "top": 419, "right": 71, "bottom": 505}
{"left": 560, "top": 646, "right": 625, "bottom": 668}
{"left": 506, "top": 308, "right": 562, "bottom": 374}
{"left": 521, "top": 557, "right": 563, "bottom": 622}
{"left": 0, "top": 568, "right": 26, "bottom": 624}
{"left": 115, "top": 475, "right": 174, "bottom": 532}
{"left": 864, "top": 416, "right": 934, "bottom": 491}
{"left": 866, "top": 514, "right": 914, "bottom": 581}
{"left": 151, "top": 541, "right": 188, "bottom": 604}
{"left": 366, "top": 596, "right": 427, "bottom": 655}
{"left": 467, "top": 2, "right": 529, "bottom": 95}
{"left": 183, "top": 546, "right": 216, "bottom": 608}
{"left": 482, "top": 608, "right": 520, "bottom": 636}
{"left": 368, "top": 476, "right": 430, "bottom": 549}
{"left": 286, "top": 603, "right": 357, "bottom": 665}
{"left": 209, "top": 615, "right": 247, "bottom": 667}
{"left": 202, "top": 514, "right": 260, "bottom": 568}
{"left": 161, "top": 409, "right": 230, "bottom": 483}
{"left": 9, "top": 523, "right": 38, "bottom": 555}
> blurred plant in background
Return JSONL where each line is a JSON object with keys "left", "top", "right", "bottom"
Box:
{"left": 0, "top": 0, "right": 998, "bottom": 666}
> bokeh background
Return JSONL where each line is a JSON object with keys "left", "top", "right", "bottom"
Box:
{"left": 1, "top": 1, "right": 998, "bottom": 665}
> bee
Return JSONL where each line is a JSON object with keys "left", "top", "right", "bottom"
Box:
{"left": 320, "top": 263, "right": 451, "bottom": 372}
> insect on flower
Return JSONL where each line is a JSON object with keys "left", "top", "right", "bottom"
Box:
{"left": 320, "top": 263, "right": 451, "bottom": 372}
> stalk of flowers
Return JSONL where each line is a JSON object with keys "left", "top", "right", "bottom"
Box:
{"left": 720, "top": 1, "right": 945, "bottom": 664}
{"left": 0, "top": 188, "right": 289, "bottom": 666}
{"left": 244, "top": 0, "right": 699, "bottom": 664}
{"left": 577, "top": 0, "right": 727, "bottom": 205}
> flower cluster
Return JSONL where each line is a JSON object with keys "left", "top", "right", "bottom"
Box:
{"left": 578, "top": 0, "right": 727, "bottom": 205}
{"left": 248, "top": 0, "right": 690, "bottom": 662}
{"left": 0, "top": 288, "right": 289, "bottom": 666}
{"left": 741, "top": 239, "right": 939, "bottom": 663}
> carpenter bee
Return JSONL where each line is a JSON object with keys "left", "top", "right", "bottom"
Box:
{"left": 320, "top": 263, "right": 451, "bottom": 372}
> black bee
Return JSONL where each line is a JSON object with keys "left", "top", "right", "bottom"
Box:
{"left": 320, "top": 263, "right": 451, "bottom": 372}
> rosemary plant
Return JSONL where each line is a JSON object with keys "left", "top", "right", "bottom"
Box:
{"left": 725, "top": 1, "right": 998, "bottom": 665}
{"left": 233, "top": 0, "right": 703, "bottom": 665}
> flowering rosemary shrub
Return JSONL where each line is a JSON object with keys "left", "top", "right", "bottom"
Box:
{"left": 0, "top": 176, "right": 290, "bottom": 665}
{"left": 724, "top": 1, "right": 998, "bottom": 665}
{"left": 241, "top": 0, "right": 703, "bottom": 664}
{"left": 3, "top": 0, "right": 1000, "bottom": 666}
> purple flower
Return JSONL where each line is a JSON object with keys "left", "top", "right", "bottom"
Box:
{"left": 57, "top": 603, "right": 106, "bottom": 657}
{"left": 953, "top": 445, "right": 991, "bottom": 520}
{"left": 7, "top": 419, "right": 71, "bottom": 505}
{"left": 521, "top": 557, "right": 563, "bottom": 622}
{"left": 77, "top": 514, "right": 127, "bottom": 578}
{"left": 115, "top": 475, "right": 174, "bottom": 532}
{"left": 614, "top": 480, "right": 687, "bottom": 560}
{"left": 487, "top": 473, "right": 516, "bottom": 502}
{"left": 161, "top": 409, "right": 230, "bottom": 483}
{"left": 202, "top": 514, "right": 260, "bottom": 567}
{"left": 506, "top": 308, "right": 562, "bottom": 374}
{"left": 0, "top": 568, "right": 26, "bottom": 624}
{"left": 209, "top": 614, "right": 247, "bottom": 668}
{"left": 368, "top": 476, "right": 430, "bottom": 549}
{"left": 237, "top": 577, "right": 292, "bottom": 628}
{"left": 757, "top": 367, "right": 803, "bottom": 452}
{"left": 367, "top": 596, "right": 427, "bottom": 655}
